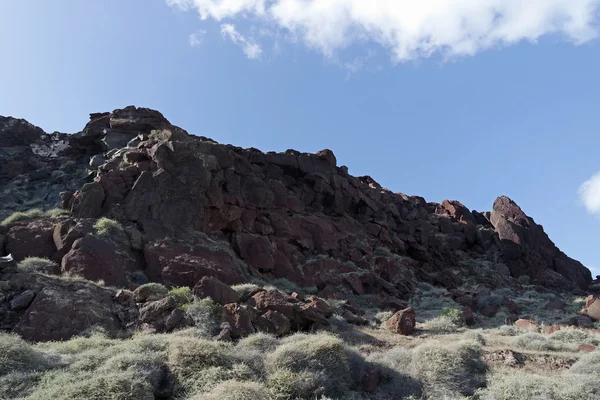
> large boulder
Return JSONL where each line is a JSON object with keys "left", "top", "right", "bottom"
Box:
{"left": 581, "top": 295, "right": 600, "bottom": 321}
{"left": 12, "top": 284, "right": 137, "bottom": 341}
{"left": 384, "top": 307, "right": 416, "bottom": 335}
{"left": 490, "top": 196, "right": 591, "bottom": 289}
{"left": 246, "top": 289, "right": 329, "bottom": 330}
{"left": 144, "top": 237, "right": 245, "bottom": 288}
{"left": 5, "top": 219, "right": 57, "bottom": 261}
{"left": 61, "top": 235, "right": 142, "bottom": 288}
{"left": 193, "top": 276, "right": 241, "bottom": 305}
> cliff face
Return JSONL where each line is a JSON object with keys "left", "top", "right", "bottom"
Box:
{"left": 0, "top": 106, "right": 592, "bottom": 304}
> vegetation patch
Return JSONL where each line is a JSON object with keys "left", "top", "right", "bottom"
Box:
{"left": 0, "top": 209, "right": 43, "bottom": 226}
{"left": 17, "top": 257, "right": 58, "bottom": 274}
{"left": 93, "top": 217, "right": 123, "bottom": 237}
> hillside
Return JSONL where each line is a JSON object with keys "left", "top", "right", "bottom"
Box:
{"left": 1, "top": 106, "right": 599, "bottom": 400}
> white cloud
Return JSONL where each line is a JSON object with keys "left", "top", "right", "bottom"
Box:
{"left": 189, "top": 30, "right": 207, "bottom": 47}
{"left": 220, "top": 23, "right": 263, "bottom": 59}
{"left": 168, "top": 0, "right": 600, "bottom": 62}
{"left": 579, "top": 171, "right": 600, "bottom": 215}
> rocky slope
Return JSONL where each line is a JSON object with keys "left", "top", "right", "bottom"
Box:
{"left": 0, "top": 106, "right": 593, "bottom": 341}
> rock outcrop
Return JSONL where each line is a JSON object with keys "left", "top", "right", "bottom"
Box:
{"left": 0, "top": 106, "right": 593, "bottom": 341}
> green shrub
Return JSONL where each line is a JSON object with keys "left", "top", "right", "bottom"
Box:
{"left": 440, "top": 307, "right": 463, "bottom": 324}
{"left": 192, "top": 380, "right": 275, "bottom": 400}
{"left": 518, "top": 275, "right": 532, "bottom": 285}
{"left": 231, "top": 283, "right": 261, "bottom": 297}
{"left": 375, "top": 311, "right": 394, "bottom": 324}
{"left": 1, "top": 209, "right": 43, "bottom": 226}
{"left": 551, "top": 328, "right": 600, "bottom": 345}
{"left": 168, "top": 286, "right": 193, "bottom": 307}
{"left": 269, "top": 278, "right": 301, "bottom": 294}
{"left": 497, "top": 325, "right": 518, "bottom": 336}
{"left": 476, "top": 294, "right": 504, "bottom": 309}
{"left": 265, "top": 332, "right": 359, "bottom": 398}
{"left": 135, "top": 283, "right": 168, "bottom": 302}
{"left": 22, "top": 371, "right": 155, "bottom": 400}
{"left": 93, "top": 217, "right": 123, "bottom": 236}
{"left": 17, "top": 257, "right": 58, "bottom": 274}
{"left": 411, "top": 339, "right": 487, "bottom": 398}
{"left": 167, "top": 337, "right": 255, "bottom": 396}
{"left": 237, "top": 333, "right": 280, "bottom": 353}
{"left": 420, "top": 316, "right": 461, "bottom": 333}
{"left": 478, "top": 369, "right": 600, "bottom": 400}
{"left": 367, "top": 347, "right": 423, "bottom": 399}
{"left": 570, "top": 350, "right": 600, "bottom": 375}
{"left": 45, "top": 208, "right": 70, "bottom": 218}
{"left": 0, "top": 332, "right": 56, "bottom": 375}
{"left": 515, "top": 333, "right": 571, "bottom": 352}
{"left": 185, "top": 299, "right": 223, "bottom": 337}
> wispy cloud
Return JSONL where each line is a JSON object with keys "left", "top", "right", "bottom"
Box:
{"left": 579, "top": 171, "right": 600, "bottom": 215}
{"left": 188, "top": 30, "right": 207, "bottom": 47}
{"left": 168, "top": 0, "right": 600, "bottom": 62}
{"left": 220, "top": 24, "right": 263, "bottom": 59}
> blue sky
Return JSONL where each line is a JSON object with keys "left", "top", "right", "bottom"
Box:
{"left": 1, "top": 0, "right": 600, "bottom": 276}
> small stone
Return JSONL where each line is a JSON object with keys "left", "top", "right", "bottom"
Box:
{"left": 10, "top": 290, "right": 35, "bottom": 310}
{"left": 514, "top": 319, "right": 539, "bottom": 332}
{"left": 577, "top": 344, "right": 597, "bottom": 352}
{"left": 362, "top": 363, "right": 381, "bottom": 393}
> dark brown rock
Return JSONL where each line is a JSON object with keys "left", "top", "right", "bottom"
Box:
{"left": 221, "top": 304, "right": 255, "bottom": 339}
{"left": 6, "top": 219, "right": 56, "bottom": 262}
{"left": 144, "top": 238, "right": 245, "bottom": 288}
{"left": 263, "top": 310, "right": 291, "bottom": 336}
{"left": 12, "top": 284, "right": 135, "bottom": 341}
{"left": 192, "top": 276, "right": 241, "bottom": 305}
{"left": 61, "top": 235, "right": 141, "bottom": 288}
{"left": 384, "top": 307, "right": 416, "bottom": 335}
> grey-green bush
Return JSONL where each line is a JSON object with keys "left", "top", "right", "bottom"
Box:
{"left": 478, "top": 369, "right": 600, "bottom": 400}
{"left": 411, "top": 339, "right": 487, "bottom": 398}
{"left": 570, "top": 350, "right": 600, "bottom": 375}
{"left": 17, "top": 257, "right": 58, "bottom": 274}
{"left": 93, "top": 217, "right": 123, "bottom": 236}
{"left": 0, "top": 332, "right": 55, "bottom": 375}
{"left": 265, "top": 333, "right": 360, "bottom": 398}
{"left": 515, "top": 333, "right": 570, "bottom": 352}
{"left": 192, "top": 380, "right": 275, "bottom": 400}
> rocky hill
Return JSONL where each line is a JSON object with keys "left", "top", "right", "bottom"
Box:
{"left": 0, "top": 106, "right": 594, "bottom": 342}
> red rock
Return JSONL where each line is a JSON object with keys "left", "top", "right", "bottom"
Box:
{"left": 577, "top": 344, "right": 596, "bottom": 352}
{"left": 384, "top": 307, "right": 416, "bottom": 335}
{"left": 62, "top": 235, "right": 142, "bottom": 288}
{"left": 144, "top": 238, "right": 244, "bottom": 288}
{"left": 455, "top": 295, "right": 475, "bottom": 309}
{"left": 221, "top": 304, "right": 255, "bottom": 339}
{"left": 543, "top": 325, "right": 561, "bottom": 334}
{"left": 461, "top": 306, "right": 475, "bottom": 326}
{"left": 12, "top": 284, "right": 135, "bottom": 342}
{"left": 247, "top": 289, "right": 329, "bottom": 330}
{"left": 514, "top": 319, "right": 539, "bottom": 332}
{"left": 233, "top": 233, "right": 275, "bottom": 273}
{"left": 290, "top": 292, "right": 304, "bottom": 301}
{"left": 362, "top": 363, "right": 381, "bottom": 393}
{"left": 193, "top": 276, "right": 241, "bottom": 305}
{"left": 5, "top": 219, "right": 57, "bottom": 262}
{"left": 479, "top": 305, "right": 498, "bottom": 318}
{"left": 263, "top": 310, "right": 291, "bottom": 336}
{"left": 307, "top": 296, "right": 333, "bottom": 318}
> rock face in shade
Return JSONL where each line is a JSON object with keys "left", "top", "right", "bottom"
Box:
{"left": 0, "top": 106, "right": 593, "bottom": 341}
